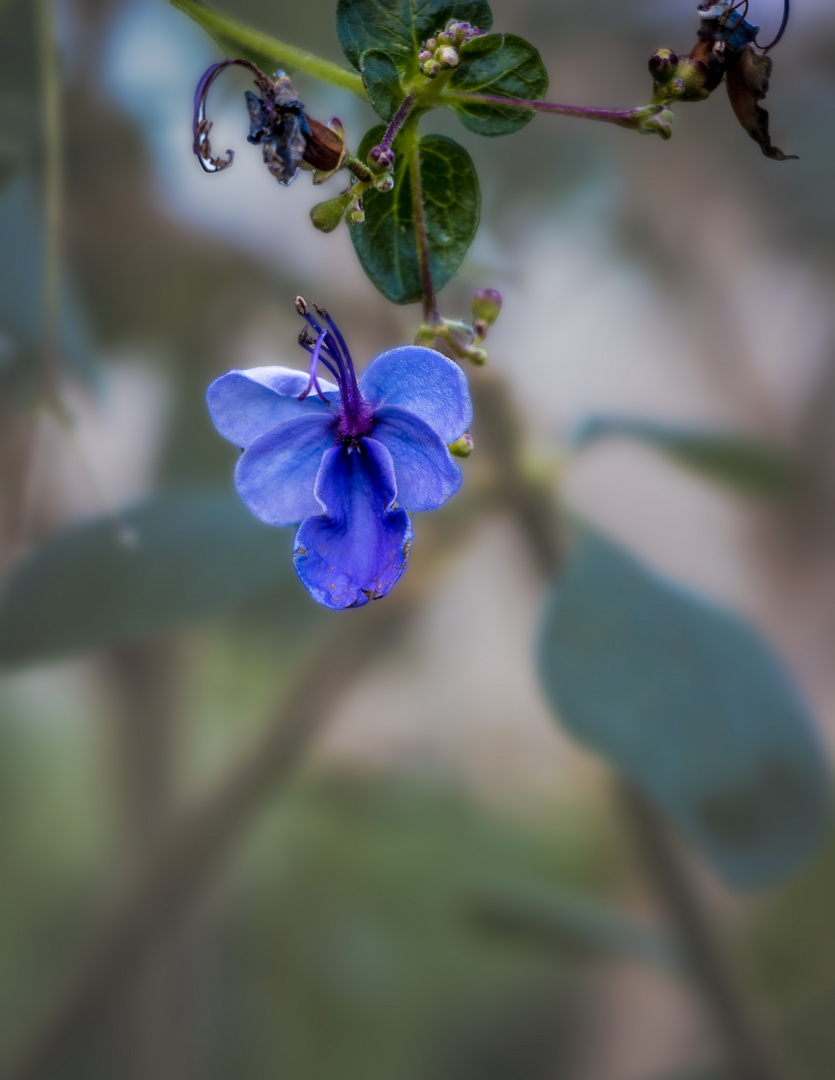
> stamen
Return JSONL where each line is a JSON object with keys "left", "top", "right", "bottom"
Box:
{"left": 193, "top": 58, "right": 273, "bottom": 174}
{"left": 298, "top": 330, "right": 330, "bottom": 402}
{"left": 312, "top": 303, "right": 361, "bottom": 402}
{"left": 757, "top": 0, "right": 789, "bottom": 51}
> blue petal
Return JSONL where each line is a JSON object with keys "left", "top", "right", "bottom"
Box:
{"left": 359, "top": 347, "right": 472, "bottom": 445}
{"left": 235, "top": 413, "right": 334, "bottom": 526}
{"left": 371, "top": 406, "right": 462, "bottom": 511}
{"left": 293, "top": 438, "right": 413, "bottom": 610}
{"left": 207, "top": 366, "right": 338, "bottom": 449}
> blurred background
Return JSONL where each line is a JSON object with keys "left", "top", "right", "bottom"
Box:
{"left": 2, "top": 0, "right": 835, "bottom": 1077}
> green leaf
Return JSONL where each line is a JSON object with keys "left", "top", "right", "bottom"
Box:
{"left": 336, "top": 0, "right": 492, "bottom": 73}
{"left": 569, "top": 415, "right": 800, "bottom": 500}
{"left": 351, "top": 125, "right": 480, "bottom": 305}
{"left": 447, "top": 33, "right": 548, "bottom": 136}
{"left": 360, "top": 49, "right": 402, "bottom": 122}
{"left": 538, "top": 525, "right": 831, "bottom": 888}
{"left": 0, "top": 491, "right": 303, "bottom": 666}
{"left": 170, "top": 0, "right": 366, "bottom": 98}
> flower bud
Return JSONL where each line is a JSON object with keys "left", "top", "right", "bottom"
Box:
{"left": 374, "top": 174, "right": 394, "bottom": 192}
{"left": 310, "top": 194, "right": 351, "bottom": 233}
{"left": 418, "top": 50, "right": 433, "bottom": 63}
{"left": 437, "top": 31, "right": 454, "bottom": 46}
{"left": 421, "top": 59, "right": 441, "bottom": 78}
{"left": 368, "top": 144, "right": 395, "bottom": 172}
{"left": 448, "top": 434, "right": 474, "bottom": 458}
{"left": 465, "top": 346, "right": 488, "bottom": 366}
{"left": 648, "top": 48, "right": 679, "bottom": 82}
{"left": 346, "top": 203, "right": 365, "bottom": 225}
{"left": 471, "top": 288, "right": 502, "bottom": 326}
{"left": 425, "top": 37, "right": 437, "bottom": 50}
{"left": 436, "top": 46, "right": 459, "bottom": 68}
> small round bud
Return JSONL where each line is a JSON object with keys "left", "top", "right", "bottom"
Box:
{"left": 436, "top": 45, "right": 459, "bottom": 68}
{"left": 421, "top": 59, "right": 441, "bottom": 78}
{"left": 347, "top": 205, "right": 365, "bottom": 225}
{"left": 466, "top": 346, "right": 488, "bottom": 366}
{"left": 425, "top": 37, "right": 437, "bottom": 50}
{"left": 437, "top": 31, "right": 454, "bottom": 46}
{"left": 448, "top": 434, "right": 474, "bottom": 459}
{"left": 374, "top": 174, "right": 394, "bottom": 192}
{"left": 310, "top": 197, "right": 349, "bottom": 234}
{"left": 418, "top": 49, "right": 433, "bottom": 62}
{"left": 294, "top": 295, "right": 309, "bottom": 315}
{"left": 648, "top": 48, "right": 679, "bottom": 81}
{"left": 471, "top": 288, "right": 502, "bottom": 326}
{"left": 368, "top": 144, "right": 395, "bottom": 172}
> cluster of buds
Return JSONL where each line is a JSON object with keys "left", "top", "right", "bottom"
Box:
{"left": 415, "top": 288, "right": 502, "bottom": 370}
{"left": 418, "top": 20, "right": 485, "bottom": 78}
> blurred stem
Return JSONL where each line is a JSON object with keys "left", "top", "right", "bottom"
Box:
{"left": 473, "top": 369, "right": 780, "bottom": 1080}
{"left": 2, "top": 603, "right": 411, "bottom": 1080}
{"left": 441, "top": 89, "right": 666, "bottom": 132}
{"left": 622, "top": 785, "right": 782, "bottom": 1080}
{"left": 170, "top": 0, "right": 367, "bottom": 99}
{"left": 37, "top": 0, "right": 61, "bottom": 405}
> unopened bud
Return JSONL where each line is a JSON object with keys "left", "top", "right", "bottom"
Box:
{"left": 465, "top": 346, "right": 488, "bottom": 366}
{"left": 425, "top": 37, "right": 437, "bottom": 50}
{"left": 448, "top": 433, "right": 474, "bottom": 459}
{"left": 374, "top": 174, "right": 394, "bottom": 192}
{"left": 368, "top": 144, "right": 395, "bottom": 172}
{"left": 347, "top": 203, "right": 365, "bottom": 225}
{"left": 437, "top": 31, "right": 454, "bottom": 46}
{"left": 418, "top": 49, "right": 433, "bottom": 63}
{"left": 436, "top": 46, "right": 459, "bottom": 68}
{"left": 310, "top": 195, "right": 349, "bottom": 233}
{"left": 648, "top": 48, "right": 679, "bottom": 82}
{"left": 471, "top": 288, "right": 502, "bottom": 326}
{"left": 421, "top": 59, "right": 441, "bottom": 78}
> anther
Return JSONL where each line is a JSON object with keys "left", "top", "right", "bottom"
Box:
{"left": 295, "top": 295, "right": 309, "bottom": 315}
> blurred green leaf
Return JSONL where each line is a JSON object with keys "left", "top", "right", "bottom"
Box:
{"left": 0, "top": 491, "right": 303, "bottom": 666}
{"left": 360, "top": 48, "right": 402, "bottom": 122}
{"left": 352, "top": 125, "right": 480, "bottom": 304}
{"left": 0, "top": 0, "right": 38, "bottom": 194}
{"left": 448, "top": 34, "right": 548, "bottom": 136}
{"left": 538, "top": 525, "right": 831, "bottom": 888}
{"left": 569, "top": 415, "right": 800, "bottom": 500}
{"left": 170, "top": 0, "right": 365, "bottom": 97}
{"left": 337, "top": 0, "right": 492, "bottom": 72}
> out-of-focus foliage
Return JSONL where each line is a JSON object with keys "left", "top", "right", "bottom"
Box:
{"left": 539, "top": 526, "right": 831, "bottom": 888}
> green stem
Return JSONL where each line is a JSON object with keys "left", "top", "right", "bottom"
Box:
{"left": 170, "top": 0, "right": 367, "bottom": 99}
{"left": 401, "top": 117, "right": 437, "bottom": 322}
{"left": 441, "top": 89, "right": 669, "bottom": 133}
{"left": 37, "top": 0, "right": 61, "bottom": 404}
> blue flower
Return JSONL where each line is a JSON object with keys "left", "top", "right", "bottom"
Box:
{"left": 207, "top": 300, "right": 472, "bottom": 609}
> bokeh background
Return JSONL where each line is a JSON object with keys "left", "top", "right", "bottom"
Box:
{"left": 2, "top": 0, "right": 835, "bottom": 1077}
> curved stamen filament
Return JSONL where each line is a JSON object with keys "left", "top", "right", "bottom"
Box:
{"left": 757, "top": 0, "right": 790, "bottom": 51}
{"left": 193, "top": 58, "right": 272, "bottom": 173}
{"left": 298, "top": 330, "right": 330, "bottom": 402}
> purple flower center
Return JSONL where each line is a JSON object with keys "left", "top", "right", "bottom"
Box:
{"left": 296, "top": 301, "right": 373, "bottom": 439}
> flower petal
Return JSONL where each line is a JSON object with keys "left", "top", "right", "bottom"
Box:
{"left": 359, "top": 347, "right": 472, "bottom": 445}
{"left": 371, "top": 405, "right": 462, "bottom": 511}
{"left": 293, "top": 438, "right": 413, "bottom": 610}
{"left": 207, "top": 366, "right": 338, "bottom": 449}
{"left": 234, "top": 413, "right": 334, "bottom": 527}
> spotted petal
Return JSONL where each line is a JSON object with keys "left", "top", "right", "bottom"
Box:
{"left": 359, "top": 347, "right": 472, "bottom": 445}
{"left": 207, "top": 366, "right": 338, "bottom": 449}
{"left": 293, "top": 438, "right": 412, "bottom": 610}
{"left": 235, "top": 413, "right": 335, "bottom": 527}
{"left": 371, "top": 405, "right": 462, "bottom": 511}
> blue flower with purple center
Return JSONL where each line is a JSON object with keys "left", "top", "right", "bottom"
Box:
{"left": 207, "top": 300, "right": 472, "bottom": 609}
